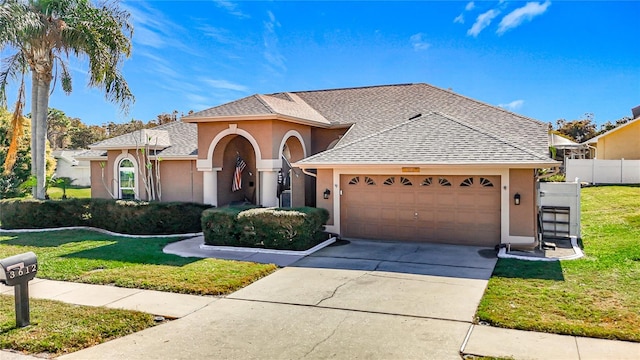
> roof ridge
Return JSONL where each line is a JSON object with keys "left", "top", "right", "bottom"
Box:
{"left": 290, "top": 83, "right": 415, "bottom": 95}
{"left": 418, "top": 83, "right": 548, "bottom": 129}
{"left": 254, "top": 94, "right": 276, "bottom": 113}
{"left": 434, "top": 111, "right": 551, "bottom": 161}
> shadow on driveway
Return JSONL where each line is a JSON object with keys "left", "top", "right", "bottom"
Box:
{"left": 290, "top": 238, "right": 498, "bottom": 280}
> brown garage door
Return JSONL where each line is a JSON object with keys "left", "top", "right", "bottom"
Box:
{"left": 340, "top": 175, "right": 501, "bottom": 246}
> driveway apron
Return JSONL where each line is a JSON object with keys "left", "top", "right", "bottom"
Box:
{"left": 60, "top": 239, "right": 497, "bottom": 360}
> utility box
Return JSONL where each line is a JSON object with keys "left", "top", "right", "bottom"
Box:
{"left": 0, "top": 252, "right": 38, "bottom": 327}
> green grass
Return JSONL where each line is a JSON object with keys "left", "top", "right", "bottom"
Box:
{"left": 46, "top": 186, "right": 91, "bottom": 199}
{"left": 0, "top": 296, "right": 157, "bottom": 357}
{"left": 477, "top": 186, "right": 640, "bottom": 342}
{"left": 0, "top": 230, "right": 277, "bottom": 295}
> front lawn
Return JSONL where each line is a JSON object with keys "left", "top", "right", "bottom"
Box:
{"left": 0, "top": 296, "right": 157, "bottom": 357}
{"left": 477, "top": 186, "right": 640, "bottom": 342}
{"left": 0, "top": 230, "right": 277, "bottom": 295}
{"left": 46, "top": 186, "right": 91, "bottom": 199}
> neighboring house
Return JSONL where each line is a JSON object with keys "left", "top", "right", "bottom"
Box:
{"left": 52, "top": 150, "right": 92, "bottom": 187}
{"left": 81, "top": 83, "right": 557, "bottom": 248}
{"left": 583, "top": 112, "right": 640, "bottom": 160}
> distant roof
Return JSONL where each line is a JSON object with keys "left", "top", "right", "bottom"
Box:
{"left": 584, "top": 116, "right": 640, "bottom": 144}
{"left": 85, "top": 121, "right": 197, "bottom": 158}
{"left": 549, "top": 133, "right": 581, "bottom": 148}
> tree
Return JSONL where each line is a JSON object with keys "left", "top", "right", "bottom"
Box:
{"left": 599, "top": 116, "right": 631, "bottom": 134}
{"left": 47, "top": 107, "right": 70, "bottom": 149}
{"left": 554, "top": 113, "right": 598, "bottom": 143}
{"left": 0, "top": 0, "right": 134, "bottom": 199}
{"left": 68, "top": 118, "right": 105, "bottom": 148}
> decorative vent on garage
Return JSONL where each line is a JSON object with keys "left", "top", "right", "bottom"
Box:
{"left": 400, "top": 177, "right": 412, "bottom": 186}
{"left": 348, "top": 177, "right": 359, "bottom": 185}
{"left": 421, "top": 177, "right": 433, "bottom": 186}
{"left": 438, "top": 177, "right": 452, "bottom": 186}
{"left": 383, "top": 177, "right": 395, "bottom": 185}
{"left": 461, "top": 177, "right": 474, "bottom": 187}
{"left": 480, "top": 177, "right": 494, "bottom": 187}
{"left": 365, "top": 176, "right": 376, "bottom": 185}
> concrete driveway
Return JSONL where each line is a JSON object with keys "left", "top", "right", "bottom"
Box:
{"left": 61, "top": 239, "right": 497, "bottom": 360}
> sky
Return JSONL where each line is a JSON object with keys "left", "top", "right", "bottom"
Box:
{"left": 2, "top": 0, "right": 639, "bottom": 127}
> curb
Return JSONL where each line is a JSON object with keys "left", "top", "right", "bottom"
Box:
{"left": 497, "top": 237, "right": 584, "bottom": 261}
{"left": 0, "top": 226, "right": 202, "bottom": 239}
{"left": 199, "top": 237, "right": 337, "bottom": 256}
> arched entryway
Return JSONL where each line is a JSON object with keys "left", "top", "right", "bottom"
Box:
{"left": 279, "top": 133, "right": 308, "bottom": 208}
{"left": 215, "top": 135, "right": 257, "bottom": 206}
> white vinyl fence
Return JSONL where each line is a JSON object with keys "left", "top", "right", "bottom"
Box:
{"left": 566, "top": 159, "right": 640, "bottom": 184}
{"left": 538, "top": 182, "right": 581, "bottom": 238}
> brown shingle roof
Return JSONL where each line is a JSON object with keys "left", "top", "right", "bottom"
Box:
{"left": 298, "top": 112, "right": 552, "bottom": 165}
{"left": 88, "top": 121, "right": 197, "bottom": 157}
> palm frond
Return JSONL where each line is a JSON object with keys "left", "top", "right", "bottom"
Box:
{"left": 0, "top": 51, "right": 28, "bottom": 109}
{"left": 3, "top": 74, "right": 26, "bottom": 174}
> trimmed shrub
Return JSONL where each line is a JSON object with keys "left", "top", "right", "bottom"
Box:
{"left": 0, "top": 198, "right": 210, "bottom": 235}
{"left": 201, "top": 206, "right": 255, "bottom": 246}
{"left": 202, "top": 206, "right": 330, "bottom": 251}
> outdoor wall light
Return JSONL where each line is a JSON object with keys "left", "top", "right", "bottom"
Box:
{"left": 514, "top": 193, "right": 521, "bottom": 205}
{"left": 323, "top": 189, "right": 331, "bottom": 199}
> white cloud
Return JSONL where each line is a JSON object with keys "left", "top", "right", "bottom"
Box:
{"left": 202, "top": 79, "right": 249, "bottom": 92}
{"left": 465, "top": 1, "right": 475, "bottom": 11}
{"left": 197, "top": 25, "right": 236, "bottom": 45}
{"left": 213, "top": 0, "right": 249, "bottom": 19}
{"left": 498, "top": 99, "right": 525, "bottom": 111}
{"left": 410, "top": 33, "right": 431, "bottom": 51}
{"left": 263, "top": 11, "right": 286, "bottom": 73}
{"left": 467, "top": 9, "right": 500, "bottom": 37}
{"left": 497, "top": 1, "right": 551, "bottom": 35}
{"left": 453, "top": 14, "right": 465, "bottom": 24}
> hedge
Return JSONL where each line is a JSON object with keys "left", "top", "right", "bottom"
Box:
{"left": 0, "top": 198, "right": 211, "bottom": 235}
{"left": 202, "top": 206, "right": 330, "bottom": 251}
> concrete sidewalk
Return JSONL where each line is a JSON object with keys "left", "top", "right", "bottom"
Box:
{"left": 0, "top": 278, "right": 217, "bottom": 319}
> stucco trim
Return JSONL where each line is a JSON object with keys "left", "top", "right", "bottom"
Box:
{"left": 112, "top": 152, "right": 140, "bottom": 200}
{"left": 278, "top": 130, "right": 308, "bottom": 160}
{"left": 200, "top": 125, "right": 264, "bottom": 171}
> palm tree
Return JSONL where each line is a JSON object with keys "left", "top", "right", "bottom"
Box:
{"left": 0, "top": 0, "right": 134, "bottom": 199}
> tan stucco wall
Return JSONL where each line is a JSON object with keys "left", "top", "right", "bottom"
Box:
{"left": 509, "top": 169, "right": 536, "bottom": 237}
{"left": 597, "top": 120, "right": 640, "bottom": 160}
{"left": 90, "top": 161, "right": 112, "bottom": 199}
{"left": 159, "top": 160, "right": 203, "bottom": 203}
{"left": 90, "top": 152, "right": 203, "bottom": 203}
{"left": 315, "top": 169, "right": 334, "bottom": 225}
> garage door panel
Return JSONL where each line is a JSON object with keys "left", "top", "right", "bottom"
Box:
{"left": 341, "top": 175, "right": 501, "bottom": 246}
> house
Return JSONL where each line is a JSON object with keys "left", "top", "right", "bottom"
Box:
{"left": 81, "top": 83, "right": 557, "bottom": 248}
{"left": 583, "top": 106, "right": 640, "bottom": 160}
{"left": 52, "top": 150, "right": 92, "bottom": 187}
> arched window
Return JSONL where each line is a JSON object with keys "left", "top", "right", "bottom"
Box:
{"left": 119, "top": 159, "right": 136, "bottom": 199}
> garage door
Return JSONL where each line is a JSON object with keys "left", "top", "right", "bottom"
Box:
{"left": 340, "top": 175, "right": 501, "bottom": 246}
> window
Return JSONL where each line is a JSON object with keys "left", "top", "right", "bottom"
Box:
{"left": 480, "top": 177, "right": 494, "bottom": 187}
{"left": 364, "top": 176, "right": 376, "bottom": 185}
{"left": 119, "top": 159, "right": 135, "bottom": 199}
{"left": 460, "top": 177, "right": 474, "bottom": 187}
{"left": 421, "top": 177, "right": 433, "bottom": 186}
{"left": 400, "top": 177, "right": 412, "bottom": 186}
{"left": 348, "top": 177, "right": 360, "bottom": 185}
{"left": 438, "top": 177, "right": 452, "bottom": 186}
{"left": 383, "top": 177, "right": 395, "bottom": 185}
